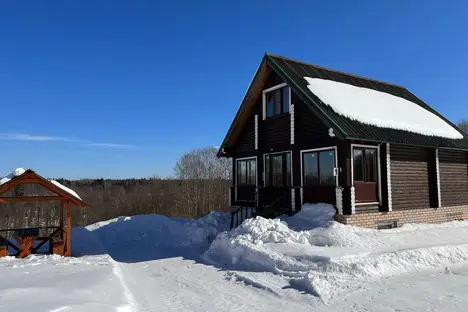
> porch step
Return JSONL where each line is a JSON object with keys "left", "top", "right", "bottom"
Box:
{"left": 355, "top": 204, "right": 380, "bottom": 213}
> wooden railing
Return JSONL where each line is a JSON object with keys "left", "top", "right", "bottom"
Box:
{"left": 230, "top": 186, "right": 302, "bottom": 230}
{"left": 0, "top": 226, "right": 64, "bottom": 258}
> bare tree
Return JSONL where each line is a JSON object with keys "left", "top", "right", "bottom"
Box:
{"left": 458, "top": 120, "right": 468, "bottom": 135}
{"left": 174, "top": 147, "right": 231, "bottom": 180}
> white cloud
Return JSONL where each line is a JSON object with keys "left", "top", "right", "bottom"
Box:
{"left": 0, "top": 133, "right": 75, "bottom": 142}
{"left": 0, "top": 132, "right": 134, "bottom": 149}
{"left": 86, "top": 143, "right": 134, "bottom": 149}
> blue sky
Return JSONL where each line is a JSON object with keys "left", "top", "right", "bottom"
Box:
{"left": 0, "top": 1, "right": 467, "bottom": 179}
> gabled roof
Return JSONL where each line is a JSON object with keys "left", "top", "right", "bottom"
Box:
{"left": 0, "top": 168, "right": 87, "bottom": 207}
{"left": 218, "top": 53, "right": 468, "bottom": 156}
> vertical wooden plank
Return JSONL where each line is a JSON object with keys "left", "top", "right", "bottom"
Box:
{"left": 65, "top": 200, "right": 71, "bottom": 257}
{"left": 60, "top": 201, "right": 64, "bottom": 241}
{"left": 338, "top": 141, "right": 352, "bottom": 214}
{"left": 435, "top": 149, "right": 442, "bottom": 208}
{"left": 427, "top": 148, "right": 439, "bottom": 208}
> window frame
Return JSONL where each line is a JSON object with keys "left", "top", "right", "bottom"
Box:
{"left": 350, "top": 144, "right": 382, "bottom": 205}
{"left": 300, "top": 146, "right": 338, "bottom": 205}
{"left": 352, "top": 147, "right": 378, "bottom": 183}
{"left": 235, "top": 157, "right": 257, "bottom": 187}
{"left": 262, "top": 83, "right": 291, "bottom": 120}
{"left": 263, "top": 151, "right": 293, "bottom": 187}
{"left": 302, "top": 150, "right": 336, "bottom": 187}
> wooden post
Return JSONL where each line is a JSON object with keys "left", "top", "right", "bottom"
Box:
{"left": 65, "top": 200, "right": 71, "bottom": 256}
{"left": 60, "top": 201, "right": 64, "bottom": 241}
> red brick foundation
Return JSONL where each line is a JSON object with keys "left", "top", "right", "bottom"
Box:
{"left": 334, "top": 205, "right": 468, "bottom": 228}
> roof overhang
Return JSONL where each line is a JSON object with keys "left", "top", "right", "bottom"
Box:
{"left": 0, "top": 169, "right": 88, "bottom": 208}
{"left": 217, "top": 56, "right": 272, "bottom": 157}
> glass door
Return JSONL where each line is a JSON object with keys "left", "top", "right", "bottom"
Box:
{"left": 236, "top": 158, "right": 257, "bottom": 201}
{"left": 263, "top": 152, "right": 291, "bottom": 205}
{"left": 302, "top": 149, "right": 337, "bottom": 204}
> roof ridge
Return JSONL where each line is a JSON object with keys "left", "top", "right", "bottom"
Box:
{"left": 265, "top": 52, "right": 406, "bottom": 89}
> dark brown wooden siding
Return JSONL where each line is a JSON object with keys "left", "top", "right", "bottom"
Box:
{"left": 294, "top": 93, "right": 334, "bottom": 147}
{"left": 262, "top": 115, "right": 290, "bottom": 149}
{"left": 390, "top": 145, "right": 432, "bottom": 210}
{"left": 258, "top": 71, "right": 290, "bottom": 151}
{"left": 234, "top": 115, "right": 255, "bottom": 154}
{"left": 439, "top": 149, "right": 468, "bottom": 206}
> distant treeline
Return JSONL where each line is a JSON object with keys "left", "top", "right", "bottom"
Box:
{"left": 0, "top": 178, "right": 231, "bottom": 229}
{"left": 0, "top": 147, "right": 232, "bottom": 229}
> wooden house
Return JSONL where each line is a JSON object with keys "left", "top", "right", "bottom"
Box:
{"left": 218, "top": 53, "right": 468, "bottom": 229}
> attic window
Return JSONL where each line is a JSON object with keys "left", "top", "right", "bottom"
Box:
{"left": 263, "top": 84, "right": 290, "bottom": 118}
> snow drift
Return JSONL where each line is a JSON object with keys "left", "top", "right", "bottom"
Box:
{"left": 72, "top": 211, "right": 230, "bottom": 262}
{"left": 204, "top": 203, "right": 468, "bottom": 302}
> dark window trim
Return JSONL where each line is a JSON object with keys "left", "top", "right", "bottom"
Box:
{"left": 236, "top": 157, "right": 257, "bottom": 186}
{"left": 352, "top": 146, "right": 378, "bottom": 183}
{"left": 302, "top": 149, "right": 336, "bottom": 186}
{"left": 262, "top": 83, "right": 291, "bottom": 119}
{"left": 264, "top": 151, "right": 292, "bottom": 187}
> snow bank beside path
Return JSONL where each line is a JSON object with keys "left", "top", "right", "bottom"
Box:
{"left": 73, "top": 211, "right": 230, "bottom": 262}
{"left": 204, "top": 203, "right": 468, "bottom": 302}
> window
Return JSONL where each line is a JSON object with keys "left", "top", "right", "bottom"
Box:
{"left": 265, "top": 152, "right": 291, "bottom": 186}
{"left": 353, "top": 147, "right": 377, "bottom": 182}
{"left": 237, "top": 158, "right": 256, "bottom": 185}
{"left": 303, "top": 150, "right": 336, "bottom": 186}
{"left": 265, "top": 86, "right": 290, "bottom": 118}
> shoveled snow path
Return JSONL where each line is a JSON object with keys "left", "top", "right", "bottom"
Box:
{"left": 114, "top": 257, "right": 316, "bottom": 312}
{"left": 113, "top": 256, "right": 468, "bottom": 312}
{"left": 313, "top": 263, "right": 468, "bottom": 312}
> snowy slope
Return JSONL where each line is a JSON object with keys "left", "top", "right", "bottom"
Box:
{"left": 3, "top": 206, "right": 468, "bottom": 311}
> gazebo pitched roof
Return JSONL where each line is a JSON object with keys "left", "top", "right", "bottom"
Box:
{"left": 0, "top": 169, "right": 87, "bottom": 208}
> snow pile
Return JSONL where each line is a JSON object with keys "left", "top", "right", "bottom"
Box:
{"left": 304, "top": 77, "right": 463, "bottom": 139}
{"left": 280, "top": 203, "right": 336, "bottom": 230}
{"left": 73, "top": 211, "right": 230, "bottom": 261}
{"left": 0, "top": 168, "right": 25, "bottom": 185}
{"left": 204, "top": 203, "right": 468, "bottom": 302}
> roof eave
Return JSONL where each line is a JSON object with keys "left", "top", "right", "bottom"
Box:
{"left": 345, "top": 136, "right": 468, "bottom": 151}
{"left": 217, "top": 54, "right": 268, "bottom": 158}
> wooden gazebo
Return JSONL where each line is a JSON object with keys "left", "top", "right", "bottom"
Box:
{"left": 0, "top": 169, "right": 87, "bottom": 258}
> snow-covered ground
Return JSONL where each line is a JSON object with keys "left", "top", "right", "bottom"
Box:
{"left": 2, "top": 204, "right": 468, "bottom": 311}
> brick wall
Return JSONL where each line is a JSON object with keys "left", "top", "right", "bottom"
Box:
{"left": 334, "top": 205, "right": 468, "bottom": 228}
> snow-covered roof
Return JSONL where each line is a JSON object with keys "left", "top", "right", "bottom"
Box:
{"left": 0, "top": 168, "right": 82, "bottom": 201}
{"left": 304, "top": 77, "right": 463, "bottom": 139}
{"left": 49, "top": 179, "right": 82, "bottom": 200}
{"left": 0, "top": 168, "right": 26, "bottom": 186}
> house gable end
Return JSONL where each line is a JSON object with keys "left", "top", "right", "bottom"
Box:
{"left": 219, "top": 55, "right": 342, "bottom": 157}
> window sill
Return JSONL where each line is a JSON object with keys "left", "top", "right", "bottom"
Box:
{"left": 355, "top": 201, "right": 380, "bottom": 206}
{"left": 265, "top": 113, "right": 290, "bottom": 120}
